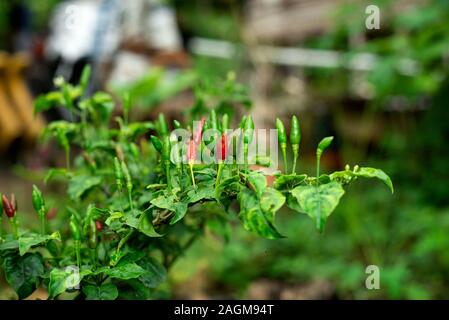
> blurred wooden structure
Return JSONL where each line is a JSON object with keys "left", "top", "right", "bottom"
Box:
{"left": 0, "top": 52, "right": 45, "bottom": 153}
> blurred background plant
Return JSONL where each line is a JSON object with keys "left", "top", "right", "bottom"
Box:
{"left": 1, "top": 0, "right": 449, "bottom": 299}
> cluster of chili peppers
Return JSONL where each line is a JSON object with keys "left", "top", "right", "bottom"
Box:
{"left": 276, "top": 115, "right": 301, "bottom": 174}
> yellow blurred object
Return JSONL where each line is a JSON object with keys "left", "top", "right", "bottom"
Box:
{"left": 0, "top": 52, "right": 45, "bottom": 153}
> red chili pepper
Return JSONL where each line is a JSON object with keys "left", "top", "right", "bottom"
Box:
{"left": 193, "top": 117, "right": 206, "bottom": 145}
{"left": 2, "top": 194, "right": 16, "bottom": 218}
{"left": 95, "top": 220, "right": 103, "bottom": 231}
{"left": 216, "top": 134, "right": 228, "bottom": 162}
{"left": 187, "top": 139, "right": 196, "bottom": 164}
{"left": 47, "top": 207, "right": 58, "bottom": 220}
{"left": 187, "top": 139, "right": 197, "bottom": 188}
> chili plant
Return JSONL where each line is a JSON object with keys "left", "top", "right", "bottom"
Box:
{"left": 0, "top": 67, "right": 393, "bottom": 300}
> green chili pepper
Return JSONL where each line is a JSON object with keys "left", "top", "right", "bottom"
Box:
{"left": 315, "top": 136, "right": 333, "bottom": 232}
{"left": 88, "top": 219, "right": 98, "bottom": 249}
{"left": 243, "top": 115, "right": 254, "bottom": 144}
{"left": 123, "top": 93, "right": 131, "bottom": 125}
{"left": 173, "top": 120, "right": 182, "bottom": 129}
{"left": 210, "top": 110, "right": 218, "bottom": 131}
{"left": 32, "top": 185, "right": 46, "bottom": 234}
{"left": 239, "top": 115, "right": 247, "bottom": 130}
{"left": 162, "top": 136, "right": 172, "bottom": 191}
{"left": 79, "top": 65, "right": 91, "bottom": 95}
{"left": 276, "top": 118, "right": 288, "bottom": 173}
{"left": 56, "top": 129, "right": 70, "bottom": 169}
{"left": 158, "top": 113, "right": 168, "bottom": 136}
{"left": 69, "top": 215, "right": 81, "bottom": 267}
{"left": 243, "top": 115, "right": 254, "bottom": 173}
{"left": 290, "top": 115, "right": 301, "bottom": 174}
{"left": 114, "top": 157, "right": 123, "bottom": 192}
{"left": 222, "top": 114, "right": 229, "bottom": 132}
{"left": 121, "top": 161, "right": 134, "bottom": 210}
{"left": 150, "top": 135, "right": 163, "bottom": 154}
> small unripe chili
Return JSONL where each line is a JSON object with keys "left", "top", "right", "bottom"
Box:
{"left": 158, "top": 113, "right": 168, "bottom": 136}
{"left": 276, "top": 118, "right": 288, "bottom": 173}
{"left": 173, "top": 119, "right": 182, "bottom": 129}
{"left": 32, "top": 185, "right": 45, "bottom": 213}
{"left": 88, "top": 219, "right": 98, "bottom": 249}
{"left": 290, "top": 115, "right": 301, "bottom": 174}
{"left": 121, "top": 160, "right": 134, "bottom": 210}
{"left": 215, "top": 134, "right": 228, "bottom": 198}
{"left": 210, "top": 110, "right": 218, "bottom": 132}
{"left": 162, "top": 136, "right": 172, "bottom": 191}
{"left": 243, "top": 115, "right": 254, "bottom": 174}
{"left": 150, "top": 135, "right": 163, "bottom": 154}
{"left": 69, "top": 215, "right": 81, "bottom": 267}
{"left": 114, "top": 157, "right": 123, "bottom": 192}
{"left": 32, "top": 185, "right": 47, "bottom": 234}
{"left": 222, "top": 114, "right": 229, "bottom": 132}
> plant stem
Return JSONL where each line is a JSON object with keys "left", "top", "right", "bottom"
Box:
{"left": 74, "top": 240, "right": 81, "bottom": 268}
{"left": 10, "top": 217, "right": 18, "bottom": 239}
{"left": 40, "top": 211, "right": 46, "bottom": 235}
{"left": 189, "top": 163, "right": 196, "bottom": 188}
{"left": 215, "top": 162, "right": 224, "bottom": 199}
{"left": 281, "top": 143, "right": 288, "bottom": 173}
{"left": 292, "top": 144, "right": 299, "bottom": 174}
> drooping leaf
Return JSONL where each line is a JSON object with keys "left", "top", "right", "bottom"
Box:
{"left": 330, "top": 167, "right": 394, "bottom": 193}
{"left": 18, "top": 232, "right": 61, "bottom": 256}
{"left": 247, "top": 171, "right": 267, "bottom": 197}
{"left": 185, "top": 181, "right": 215, "bottom": 204}
{"left": 48, "top": 266, "right": 92, "bottom": 299}
{"left": 291, "top": 182, "right": 345, "bottom": 232}
{"left": 68, "top": 175, "right": 102, "bottom": 200}
{"left": 238, "top": 187, "right": 284, "bottom": 239}
{"left": 138, "top": 214, "right": 162, "bottom": 237}
{"left": 83, "top": 283, "right": 118, "bottom": 300}
{"left": 2, "top": 253, "right": 44, "bottom": 299}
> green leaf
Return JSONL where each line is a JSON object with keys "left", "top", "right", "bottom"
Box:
{"left": 91, "top": 92, "right": 115, "bottom": 120}
{"left": 330, "top": 167, "right": 394, "bottom": 193}
{"left": 151, "top": 195, "right": 188, "bottom": 225}
{"left": 354, "top": 167, "right": 394, "bottom": 193}
{"left": 18, "top": 232, "right": 61, "bottom": 256}
{"left": 138, "top": 258, "right": 167, "bottom": 288}
{"left": 83, "top": 283, "right": 118, "bottom": 300}
{"left": 68, "top": 175, "right": 102, "bottom": 200}
{"left": 238, "top": 187, "right": 284, "bottom": 239}
{"left": 273, "top": 174, "right": 307, "bottom": 190}
{"left": 44, "top": 168, "right": 68, "bottom": 184}
{"left": 291, "top": 182, "right": 345, "bottom": 232}
{"left": 2, "top": 253, "right": 44, "bottom": 299}
{"left": 185, "top": 181, "right": 215, "bottom": 204}
{"left": 0, "top": 239, "right": 19, "bottom": 251}
{"left": 106, "top": 263, "right": 146, "bottom": 280}
{"left": 247, "top": 171, "right": 267, "bottom": 197}
{"left": 138, "top": 214, "right": 162, "bottom": 237}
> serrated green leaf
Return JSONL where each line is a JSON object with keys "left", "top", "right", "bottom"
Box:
{"left": 291, "top": 182, "right": 345, "bottom": 232}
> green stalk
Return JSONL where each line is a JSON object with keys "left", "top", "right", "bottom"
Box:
{"left": 39, "top": 210, "right": 46, "bottom": 235}
{"left": 281, "top": 143, "right": 288, "bottom": 173}
{"left": 215, "top": 162, "right": 224, "bottom": 199}
{"left": 292, "top": 144, "right": 299, "bottom": 174}
{"left": 9, "top": 217, "right": 18, "bottom": 239}
{"left": 74, "top": 240, "right": 81, "bottom": 268}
